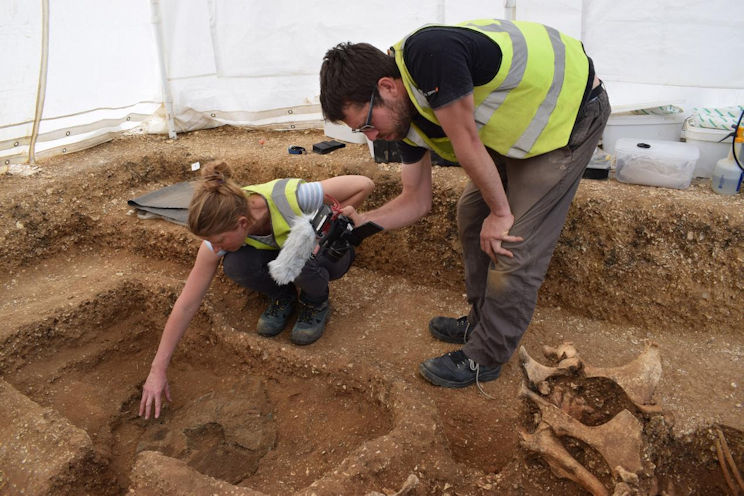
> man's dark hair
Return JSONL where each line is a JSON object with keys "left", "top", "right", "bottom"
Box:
{"left": 319, "top": 42, "right": 400, "bottom": 122}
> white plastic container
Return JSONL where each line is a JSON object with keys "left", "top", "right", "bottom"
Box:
{"left": 602, "top": 113, "right": 686, "bottom": 156}
{"left": 614, "top": 138, "right": 700, "bottom": 189}
{"left": 711, "top": 155, "right": 743, "bottom": 195}
{"left": 681, "top": 118, "right": 733, "bottom": 178}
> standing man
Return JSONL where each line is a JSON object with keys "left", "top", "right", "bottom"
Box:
{"left": 319, "top": 19, "right": 609, "bottom": 389}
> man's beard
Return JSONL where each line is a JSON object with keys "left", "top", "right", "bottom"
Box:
{"left": 380, "top": 96, "right": 413, "bottom": 141}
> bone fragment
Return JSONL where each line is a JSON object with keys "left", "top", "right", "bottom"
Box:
{"left": 715, "top": 426, "right": 744, "bottom": 492}
{"left": 549, "top": 387, "right": 596, "bottom": 418}
{"left": 611, "top": 482, "right": 635, "bottom": 496}
{"left": 582, "top": 342, "right": 662, "bottom": 411}
{"left": 520, "top": 383, "right": 643, "bottom": 474}
{"left": 543, "top": 342, "right": 579, "bottom": 360}
{"left": 519, "top": 423, "right": 608, "bottom": 496}
{"left": 365, "top": 474, "right": 419, "bottom": 496}
{"left": 615, "top": 465, "right": 640, "bottom": 485}
{"left": 519, "top": 346, "right": 581, "bottom": 388}
{"left": 612, "top": 466, "right": 641, "bottom": 495}
{"left": 715, "top": 436, "right": 740, "bottom": 496}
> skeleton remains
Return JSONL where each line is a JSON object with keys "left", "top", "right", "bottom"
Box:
{"left": 518, "top": 342, "right": 663, "bottom": 495}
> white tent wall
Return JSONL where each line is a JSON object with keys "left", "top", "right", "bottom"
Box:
{"left": 513, "top": 0, "right": 744, "bottom": 110}
{"left": 158, "top": 0, "right": 506, "bottom": 134}
{"left": 582, "top": 0, "right": 744, "bottom": 111}
{"left": 1, "top": 0, "right": 162, "bottom": 166}
{"left": 1, "top": 0, "right": 742, "bottom": 166}
{"left": 2, "top": 1, "right": 42, "bottom": 159}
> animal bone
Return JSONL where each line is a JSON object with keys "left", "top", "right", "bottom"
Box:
{"left": 520, "top": 383, "right": 643, "bottom": 474}
{"left": 549, "top": 387, "right": 596, "bottom": 419}
{"left": 582, "top": 342, "right": 662, "bottom": 413}
{"left": 365, "top": 474, "right": 419, "bottom": 496}
{"left": 715, "top": 426, "right": 744, "bottom": 494}
{"left": 519, "top": 346, "right": 581, "bottom": 388}
{"left": 522, "top": 342, "right": 662, "bottom": 413}
{"left": 543, "top": 342, "right": 579, "bottom": 360}
{"left": 612, "top": 466, "right": 641, "bottom": 496}
{"left": 519, "top": 422, "right": 608, "bottom": 496}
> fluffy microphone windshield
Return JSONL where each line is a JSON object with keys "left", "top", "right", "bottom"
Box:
{"left": 268, "top": 214, "right": 317, "bottom": 285}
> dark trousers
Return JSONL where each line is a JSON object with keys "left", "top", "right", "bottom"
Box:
{"left": 222, "top": 245, "right": 354, "bottom": 306}
{"left": 461, "top": 87, "right": 611, "bottom": 368}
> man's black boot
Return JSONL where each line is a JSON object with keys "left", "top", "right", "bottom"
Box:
{"left": 429, "top": 316, "right": 471, "bottom": 344}
{"left": 419, "top": 350, "right": 501, "bottom": 388}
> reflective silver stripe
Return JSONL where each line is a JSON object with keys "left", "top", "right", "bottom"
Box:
{"left": 466, "top": 21, "right": 568, "bottom": 157}
{"left": 409, "top": 85, "right": 430, "bottom": 109}
{"left": 466, "top": 20, "right": 528, "bottom": 129}
{"left": 271, "top": 178, "right": 297, "bottom": 222}
{"left": 509, "top": 25, "right": 565, "bottom": 158}
{"left": 405, "top": 127, "right": 432, "bottom": 150}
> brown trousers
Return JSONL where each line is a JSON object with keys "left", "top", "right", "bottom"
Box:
{"left": 461, "top": 87, "right": 611, "bottom": 368}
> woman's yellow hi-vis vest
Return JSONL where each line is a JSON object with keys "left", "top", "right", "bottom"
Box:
{"left": 241, "top": 178, "right": 304, "bottom": 250}
{"left": 393, "top": 19, "right": 589, "bottom": 160}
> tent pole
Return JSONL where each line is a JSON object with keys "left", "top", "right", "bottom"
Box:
{"left": 29, "top": 0, "right": 50, "bottom": 165}
{"left": 504, "top": 0, "right": 517, "bottom": 20}
{"left": 150, "top": 0, "right": 177, "bottom": 139}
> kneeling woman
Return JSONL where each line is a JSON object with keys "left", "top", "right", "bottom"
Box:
{"left": 140, "top": 160, "right": 374, "bottom": 419}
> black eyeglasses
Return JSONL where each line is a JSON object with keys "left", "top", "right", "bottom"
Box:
{"left": 351, "top": 92, "right": 375, "bottom": 133}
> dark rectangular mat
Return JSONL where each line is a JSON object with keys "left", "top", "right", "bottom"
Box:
{"left": 127, "top": 181, "right": 195, "bottom": 226}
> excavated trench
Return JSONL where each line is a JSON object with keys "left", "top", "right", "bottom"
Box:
{"left": 0, "top": 127, "right": 742, "bottom": 495}
{"left": 0, "top": 282, "right": 394, "bottom": 495}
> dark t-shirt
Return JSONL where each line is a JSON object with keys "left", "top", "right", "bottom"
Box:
{"left": 396, "top": 26, "right": 594, "bottom": 164}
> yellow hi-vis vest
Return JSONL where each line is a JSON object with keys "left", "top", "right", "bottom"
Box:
{"left": 241, "top": 178, "right": 304, "bottom": 250}
{"left": 392, "top": 19, "right": 589, "bottom": 160}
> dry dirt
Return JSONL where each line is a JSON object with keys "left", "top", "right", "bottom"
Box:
{"left": 0, "top": 126, "right": 742, "bottom": 495}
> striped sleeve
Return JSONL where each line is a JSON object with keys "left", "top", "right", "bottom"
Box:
{"left": 296, "top": 181, "right": 324, "bottom": 213}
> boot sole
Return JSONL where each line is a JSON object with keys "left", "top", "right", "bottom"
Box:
{"left": 257, "top": 327, "right": 285, "bottom": 337}
{"left": 290, "top": 331, "right": 324, "bottom": 346}
{"left": 256, "top": 319, "right": 289, "bottom": 337}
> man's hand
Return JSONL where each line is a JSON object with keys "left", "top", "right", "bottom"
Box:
{"left": 481, "top": 212, "right": 524, "bottom": 262}
{"left": 139, "top": 368, "right": 171, "bottom": 420}
{"left": 339, "top": 205, "right": 364, "bottom": 226}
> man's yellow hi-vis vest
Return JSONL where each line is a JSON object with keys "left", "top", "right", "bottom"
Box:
{"left": 392, "top": 19, "right": 589, "bottom": 160}
{"left": 241, "top": 178, "right": 304, "bottom": 249}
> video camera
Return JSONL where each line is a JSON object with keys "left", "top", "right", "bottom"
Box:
{"left": 311, "top": 204, "right": 383, "bottom": 261}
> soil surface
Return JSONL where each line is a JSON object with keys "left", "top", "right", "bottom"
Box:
{"left": 0, "top": 126, "right": 742, "bottom": 495}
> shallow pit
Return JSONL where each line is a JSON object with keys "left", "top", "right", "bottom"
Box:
{"left": 0, "top": 283, "right": 393, "bottom": 495}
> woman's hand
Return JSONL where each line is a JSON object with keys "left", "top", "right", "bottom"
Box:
{"left": 139, "top": 367, "right": 171, "bottom": 420}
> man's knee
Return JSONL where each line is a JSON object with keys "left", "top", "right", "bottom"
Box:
{"left": 457, "top": 194, "right": 488, "bottom": 235}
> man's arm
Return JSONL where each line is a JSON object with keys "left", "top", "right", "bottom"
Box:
{"left": 354, "top": 152, "right": 433, "bottom": 230}
{"left": 433, "top": 93, "right": 523, "bottom": 261}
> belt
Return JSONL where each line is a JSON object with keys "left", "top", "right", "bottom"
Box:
{"left": 587, "top": 81, "right": 604, "bottom": 103}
